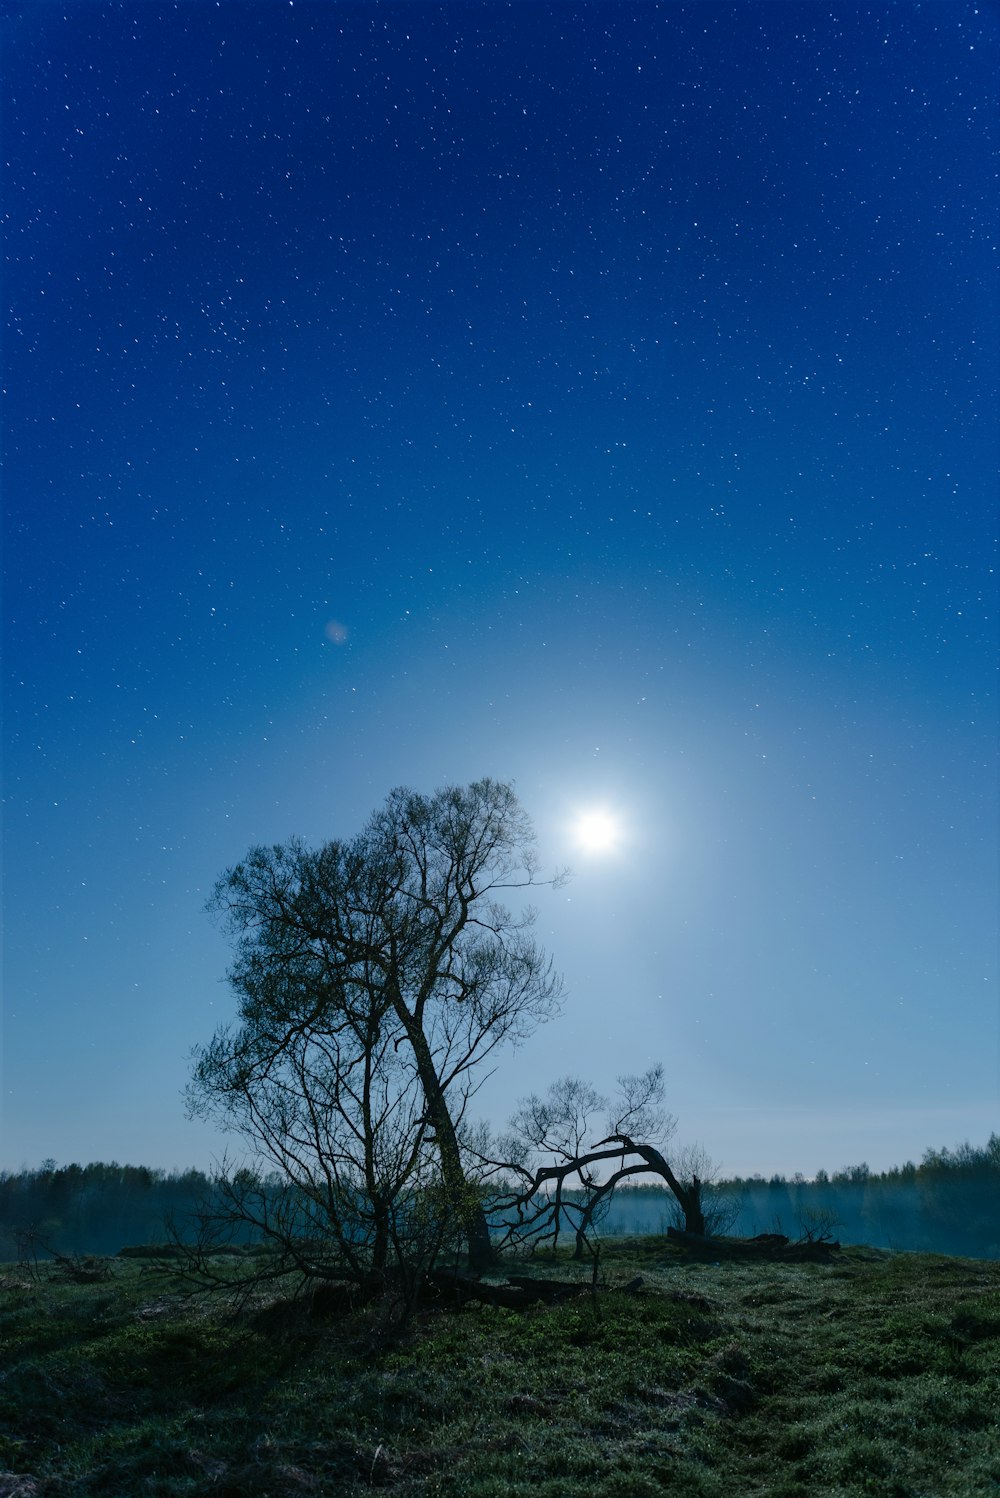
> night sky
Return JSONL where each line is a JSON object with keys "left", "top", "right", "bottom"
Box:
{"left": 4, "top": 1, "right": 997, "bottom": 1179}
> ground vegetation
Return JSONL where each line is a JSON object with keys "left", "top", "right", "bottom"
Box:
{"left": 0, "top": 1239, "right": 997, "bottom": 1495}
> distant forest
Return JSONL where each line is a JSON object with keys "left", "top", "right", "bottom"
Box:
{"left": 2, "top": 1138, "right": 998, "bottom": 1262}
{"left": 602, "top": 1138, "right": 1000, "bottom": 1261}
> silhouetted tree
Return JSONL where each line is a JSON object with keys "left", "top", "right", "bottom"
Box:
{"left": 661, "top": 1143, "right": 740, "bottom": 1237}
{"left": 481, "top": 1066, "right": 719, "bottom": 1254}
{"left": 189, "top": 779, "right": 563, "bottom": 1277}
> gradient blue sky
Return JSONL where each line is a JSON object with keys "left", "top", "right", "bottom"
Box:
{"left": 4, "top": 1, "right": 997, "bottom": 1179}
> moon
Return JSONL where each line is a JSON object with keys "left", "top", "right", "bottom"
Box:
{"left": 573, "top": 808, "right": 620, "bottom": 854}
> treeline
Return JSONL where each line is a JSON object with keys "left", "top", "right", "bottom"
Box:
{"left": 601, "top": 1136, "right": 1000, "bottom": 1260}
{"left": 0, "top": 1161, "right": 234, "bottom": 1259}
{"left": 2, "top": 1137, "right": 998, "bottom": 1262}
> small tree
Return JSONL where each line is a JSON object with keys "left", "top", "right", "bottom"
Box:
{"left": 659, "top": 1144, "right": 740, "bottom": 1237}
{"left": 484, "top": 1066, "right": 721, "bottom": 1254}
{"left": 190, "top": 779, "right": 563, "bottom": 1279}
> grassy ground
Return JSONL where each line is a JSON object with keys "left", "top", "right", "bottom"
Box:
{"left": 0, "top": 1238, "right": 997, "bottom": 1496}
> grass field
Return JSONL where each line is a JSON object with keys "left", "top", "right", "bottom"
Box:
{"left": 1, "top": 1238, "right": 998, "bottom": 1496}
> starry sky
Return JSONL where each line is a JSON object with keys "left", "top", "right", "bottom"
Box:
{"left": 4, "top": 1, "right": 997, "bottom": 1180}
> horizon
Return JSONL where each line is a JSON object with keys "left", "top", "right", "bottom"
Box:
{"left": 6, "top": 1111, "right": 999, "bottom": 1190}
{"left": 5, "top": 1137, "right": 996, "bottom": 1187}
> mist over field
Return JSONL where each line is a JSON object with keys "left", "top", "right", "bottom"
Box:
{"left": 4, "top": 1140, "right": 997, "bottom": 1264}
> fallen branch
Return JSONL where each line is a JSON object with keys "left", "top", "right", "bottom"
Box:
{"left": 666, "top": 1228, "right": 839, "bottom": 1261}
{"left": 48, "top": 1250, "right": 114, "bottom": 1284}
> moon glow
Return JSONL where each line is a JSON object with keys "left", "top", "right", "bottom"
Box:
{"left": 573, "top": 808, "right": 620, "bottom": 854}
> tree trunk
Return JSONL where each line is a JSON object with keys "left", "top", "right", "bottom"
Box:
{"left": 678, "top": 1175, "right": 706, "bottom": 1236}
{"left": 397, "top": 1012, "right": 494, "bottom": 1269}
{"left": 370, "top": 1201, "right": 390, "bottom": 1275}
{"left": 635, "top": 1146, "right": 708, "bottom": 1238}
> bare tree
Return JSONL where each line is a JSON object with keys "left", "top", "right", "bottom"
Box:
{"left": 659, "top": 1144, "right": 741, "bottom": 1238}
{"left": 188, "top": 949, "right": 431, "bottom": 1287}
{"left": 483, "top": 1065, "right": 722, "bottom": 1254}
{"left": 190, "top": 779, "right": 563, "bottom": 1274}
